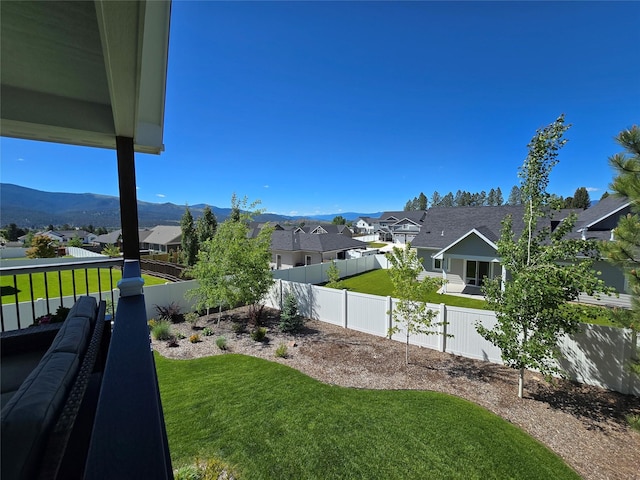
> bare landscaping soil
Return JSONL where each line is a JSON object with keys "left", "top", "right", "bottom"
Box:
{"left": 153, "top": 307, "right": 640, "bottom": 480}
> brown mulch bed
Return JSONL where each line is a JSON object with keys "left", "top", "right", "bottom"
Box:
{"left": 153, "top": 307, "right": 640, "bottom": 480}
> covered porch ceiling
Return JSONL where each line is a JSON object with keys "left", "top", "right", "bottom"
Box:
{"left": 0, "top": 0, "right": 170, "bottom": 154}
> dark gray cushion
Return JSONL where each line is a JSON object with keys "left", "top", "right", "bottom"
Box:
{"left": 1, "top": 351, "right": 80, "bottom": 480}
{"left": 48, "top": 316, "right": 91, "bottom": 356}
{"left": 66, "top": 296, "right": 98, "bottom": 324}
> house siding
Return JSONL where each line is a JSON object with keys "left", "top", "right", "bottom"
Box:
{"left": 446, "top": 234, "right": 498, "bottom": 258}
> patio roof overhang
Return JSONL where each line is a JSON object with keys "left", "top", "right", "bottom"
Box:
{"left": 0, "top": 0, "right": 170, "bottom": 154}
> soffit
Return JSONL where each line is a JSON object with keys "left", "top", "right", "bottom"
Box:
{"left": 0, "top": 0, "right": 170, "bottom": 154}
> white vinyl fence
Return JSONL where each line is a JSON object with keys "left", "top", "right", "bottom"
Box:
{"left": 265, "top": 279, "right": 639, "bottom": 396}
{"left": 2, "top": 276, "right": 638, "bottom": 396}
{"left": 272, "top": 255, "right": 383, "bottom": 284}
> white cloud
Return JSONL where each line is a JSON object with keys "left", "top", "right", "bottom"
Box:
{"left": 263, "top": 185, "right": 270, "bottom": 189}
{"left": 289, "top": 211, "right": 298, "bottom": 216}
{"left": 17, "top": 158, "right": 24, "bottom": 162}
{"left": 586, "top": 187, "right": 599, "bottom": 192}
{"left": 156, "top": 193, "right": 166, "bottom": 198}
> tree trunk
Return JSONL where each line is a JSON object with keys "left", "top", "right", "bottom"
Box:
{"left": 406, "top": 331, "right": 410, "bottom": 365}
{"left": 518, "top": 368, "right": 524, "bottom": 398}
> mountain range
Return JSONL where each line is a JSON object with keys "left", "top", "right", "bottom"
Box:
{"left": 0, "top": 184, "right": 382, "bottom": 229}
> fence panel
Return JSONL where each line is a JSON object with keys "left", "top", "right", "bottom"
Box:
{"left": 387, "top": 299, "right": 442, "bottom": 350}
{"left": 445, "top": 307, "right": 503, "bottom": 363}
{"left": 346, "top": 291, "right": 388, "bottom": 336}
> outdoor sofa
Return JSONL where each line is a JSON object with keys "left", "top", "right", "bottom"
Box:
{"left": 1, "top": 296, "right": 109, "bottom": 480}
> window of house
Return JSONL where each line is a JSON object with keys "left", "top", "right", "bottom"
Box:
{"left": 434, "top": 258, "right": 447, "bottom": 271}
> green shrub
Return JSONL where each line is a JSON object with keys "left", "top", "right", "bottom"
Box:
{"left": 173, "top": 464, "right": 202, "bottom": 480}
{"left": 202, "top": 327, "right": 214, "bottom": 337}
{"left": 176, "top": 332, "right": 186, "bottom": 340}
{"left": 189, "top": 334, "right": 201, "bottom": 343}
{"left": 215, "top": 336, "right": 227, "bottom": 351}
{"left": 275, "top": 343, "right": 288, "bottom": 358}
{"left": 166, "top": 336, "right": 179, "bottom": 348}
{"left": 184, "top": 312, "right": 200, "bottom": 329}
{"left": 279, "top": 291, "right": 304, "bottom": 333}
{"left": 231, "top": 321, "right": 246, "bottom": 334}
{"left": 250, "top": 327, "right": 267, "bottom": 342}
{"left": 151, "top": 320, "right": 172, "bottom": 341}
{"left": 627, "top": 414, "right": 640, "bottom": 433}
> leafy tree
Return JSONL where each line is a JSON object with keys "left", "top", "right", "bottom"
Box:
{"left": 196, "top": 205, "right": 217, "bottom": 244}
{"left": 187, "top": 195, "right": 274, "bottom": 325}
{"left": 601, "top": 125, "right": 640, "bottom": 376}
{"left": 102, "top": 244, "right": 121, "bottom": 257}
{"left": 476, "top": 115, "right": 610, "bottom": 398}
{"left": 325, "top": 261, "right": 344, "bottom": 288}
{"left": 403, "top": 200, "right": 412, "bottom": 211}
{"left": 26, "top": 234, "right": 57, "bottom": 258}
{"left": 3, "top": 223, "right": 24, "bottom": 241}
{"left": 180, "top": 205, "right": 198, "bottom": 266}
{"left": 507, "top": 185, "right": 522, "bottom": 205}
{"left": 387, "top": 243, "right": 444, "bottom": 364}
{"left": 68, "top": 236, "right": 83, "bottom": 247}
{"left": 571, "top": 187, "right": 591, "bottom": 209}
{"left": 229, "top": 193, "right": 242, "bottom": 222}
{"left": 332, "top": 215, "right": 347, "bottom": 225}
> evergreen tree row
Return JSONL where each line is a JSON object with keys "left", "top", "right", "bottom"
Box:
{"left": 404, "top": 186, "right": 593, "bottom": 210}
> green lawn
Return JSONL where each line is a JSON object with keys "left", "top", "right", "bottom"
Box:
{"left": 157, "top": 353, "right": 579, "bottom": 480}
{"left": 1, "top": 269, "right": 168, "bottom": 304}
{"left": 340, "top": 269, "right": 488, "bottom": 309}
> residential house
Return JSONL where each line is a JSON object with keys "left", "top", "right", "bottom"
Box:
{"left": 569, "top": 195, "right": 631, "bottom": 293}
{"left": 37, "top": 229, "right": 97, "bottom": 245}
{"left": 375, "top": 210, "right": 427, "bottom": 243}
{"left": 139, "top": 225, "right": 182, "bottom": 253}
{"left": 354, "top": 216, "right": 376, "bottom": 234}
{"left": 411, "top": 205, "right": 526, "bottom": 291}
{"left": 296, "top": 224, "right": 354, "bottom": 237}
{"left": 270, "top": 230, "right": 367, "bottom": 269}
{"left": 411, "top": 199, "right": 631, "bottom": 294}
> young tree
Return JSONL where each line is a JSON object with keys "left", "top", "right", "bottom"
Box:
{"left": 279, "top": 290, "right": 304, "bottom": 333}
{"left": 26, "top": 234, "right": 57, "bottom": 258}
{"left": 325, "top": 260, "right": 343, "bottom": 289}
{"left": 180, "top": 205, "right": 198, "bottom": 266}
{"left": 68, "top": 236, "right": 83, "bottom": 247}
{"left": 187, "top": 195, "right": 274, "bottom": 325}
{"left": 476, "top": 115, "right": 610, "bottom": 398}
{"left": 196, "top": 205, "right": 217, "bottom": 244}
{"left": 387, "top": 243, "right": 444, "bottom": 364}
{"left": 101, "top": 244, "right": 121, "bottom": 258}
{"left": 601, "top": 125, "right": 640, "bottom": 376}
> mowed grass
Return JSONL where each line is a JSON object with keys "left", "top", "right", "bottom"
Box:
{"left": 157, "top": 353, "right": 579, "bottom": 480}
{"left": 340, "top": 269, "right": 488, "bottom": 309}
{"left": 1, "top": 269, "right": 168, "bottom": 304}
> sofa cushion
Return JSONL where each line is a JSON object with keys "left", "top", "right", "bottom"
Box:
{"left": 48, "top": 317, "right": 92, "bottom": 356}
{"left": 1, "top": 351, "right": 80, "bottom": 480}
{"left": 66, "top": 296, "right": 98, "bottom": 324}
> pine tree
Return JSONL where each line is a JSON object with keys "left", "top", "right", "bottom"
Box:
{"left": 602, "top": 125, "right": 640, "bottom": 377}
{"left": 572, "top": 187, "right": 591, "bottom": 209}
{"left": 495, "top": 187, "right": 504, "bottom": 205}
{"left": 180, "top": 206, "right": 198, "bottom": 266}
{"left": 196, "top": 205, "right": 217, "bottom": 244}
{"left": 417, "top": 192, "right": 428, "bottom": 210}
{"left": 507, "top": 185, "right": 521, "bottom": 205}
{"left": 431, "top": 191, "right": 442, "bottom": 207}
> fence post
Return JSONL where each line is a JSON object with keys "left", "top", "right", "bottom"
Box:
{"left": 439, "top": 303, "right": 447, "bottom": 352}
{"left": 342, "top": 289, "right": 348, "bottom": 329}
{"left": 387, "top": 296, "right": 393, "bottom": 336}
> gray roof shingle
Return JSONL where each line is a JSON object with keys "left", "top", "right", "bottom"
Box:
{"left": 271, "top": 231, "right": 366, "bottom": 252}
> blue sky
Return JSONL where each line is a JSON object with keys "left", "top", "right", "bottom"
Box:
{"left": 1, "top": 1, "right": 639, "bottom": 217}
